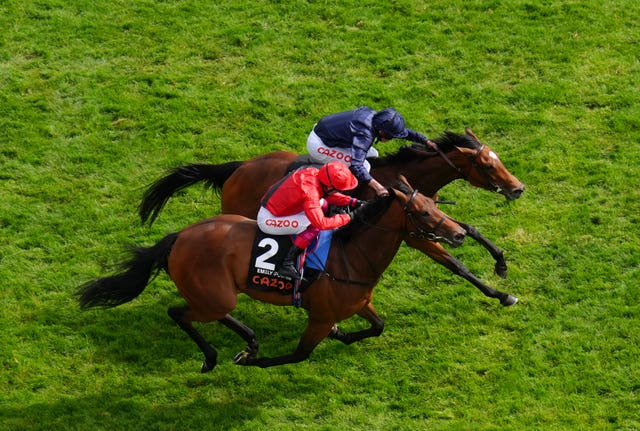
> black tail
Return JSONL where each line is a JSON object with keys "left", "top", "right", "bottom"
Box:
{"left": 77, "top": 233, "right": 179, "bottom": 309}
{"left": 138, "top": 161, "right": 243, "bottom": 225}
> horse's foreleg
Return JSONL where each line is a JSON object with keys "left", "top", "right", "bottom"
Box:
{"left": 329, "top": 302, "right": 384, "bottom": 345}
{"left": 235, "top": 320, "right": 335, "bottom": 368}
{"left": 168, "top": 306, "right": 218, "bottom": 373}
{"left": 405, "top": 240, "right": 518, "bottom": 306}
{"left": 456, "top": 262, "right": 518, "bottom": 306}
{"left": 450, "top": 219, "right": 508, "bottom": 278}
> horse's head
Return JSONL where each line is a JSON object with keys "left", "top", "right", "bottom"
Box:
{"left": 336, "top": 177, "right": 465, "bottom": 247}
{"left": 431, "top": 129, "right": 525, "bottom": 200}
{"left": 391, "top": 176, "right": 466, "bottom": 247}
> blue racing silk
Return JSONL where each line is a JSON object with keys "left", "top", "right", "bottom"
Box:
{"left": 313, "top": 106, "right": 427, "bottom": 183}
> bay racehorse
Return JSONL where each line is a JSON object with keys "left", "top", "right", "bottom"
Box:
{"left": 137, "top": 129, "right": 523, "bottom": 298}
{"left": 140, "top": 129, "right": 524, "bottom": 227}
{"left": 79, "top": 179, "right": 477, "bottom": 371}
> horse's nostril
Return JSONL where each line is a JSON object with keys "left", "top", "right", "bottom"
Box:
{"left": 508, "top": 187, "right": 524, "bottom": 199}
{"left": 454, "top": 233, "right": 466, "bottom": 243}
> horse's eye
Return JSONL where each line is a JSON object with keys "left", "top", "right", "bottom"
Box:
{"left": 421, "top": 211, "right": 430, "bottom": 217}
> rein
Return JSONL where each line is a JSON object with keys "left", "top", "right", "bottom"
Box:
{"left": 316, "top": 189, "right": 446, "bottom": 286}
{"left": 426, "top": 139, "right": 465, "bottom": 176}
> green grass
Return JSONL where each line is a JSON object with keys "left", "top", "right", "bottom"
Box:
{"left": 1, "top": 0, "right": 639, "bottom": 429}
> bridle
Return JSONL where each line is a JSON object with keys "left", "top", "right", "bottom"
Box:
{"left": 354, "top": 188, "right": 451, "bottom": 243}
{"left": 316, "top": 187, "right": 452, "bottom": 286}
{"left": 426, "top": 139, "right": 503, "bottom": 194}
{"left": 402, "top": 189, "right": 451, "bottom": 244}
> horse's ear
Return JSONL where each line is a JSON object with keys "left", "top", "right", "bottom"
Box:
{"left": 397, "top": 174, "right": 415, "bottom": 190}
{"left": 391, "top": 177, "right": 412, "bottom": 195}
{"left": 390, "top": 186, "right": 405, "bottom": 201}
{"left": 465, "top": 127, "right": 480, "bottom": 142}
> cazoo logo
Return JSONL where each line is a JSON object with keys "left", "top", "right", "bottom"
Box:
{"left": 251, "top": 275, "right": 293, "bottom": 290}
{"left": 317, "top": 147, "right": 352, "bottom": 163}
{"left": 265, "top": 219, "right": 299, "bottom": 228}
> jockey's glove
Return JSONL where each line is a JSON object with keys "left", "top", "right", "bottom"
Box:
{"left": 415, "top": 132, "right": 429, "bottom": 145}
{"left": 351, "top": 199, "right": 366, "bottom": 208}
{"left": 347, "top": 204, "right": 367, "bottom": 221}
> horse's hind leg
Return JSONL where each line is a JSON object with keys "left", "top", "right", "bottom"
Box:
{"left": 329, "top": 302, "right": 385, "bottom": 345}
{"left": 216, "top": 314, "right": 260, "bottom": 364}
{"left": 168, "top": 306, "right": 218, "bottom": 373}
{"left": 236, "top": 320, "right": 335, "bottom": 368}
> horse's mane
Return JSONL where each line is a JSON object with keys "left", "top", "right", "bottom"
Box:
{"left": 333, "top": 178, "right": 417, "bottom": 242}
{"left": 369, "top": 131, "right": 480, "bottom": 168}
{"left": 333, "top": 192, "right": 395, "bottom": 242}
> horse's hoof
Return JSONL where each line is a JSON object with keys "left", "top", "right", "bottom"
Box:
{"left": 495, "top": 263, "right": 508, "bottom": 279}
{"left": 328, "top": 324, "right": 341, "bottom": 338}
{"left": 233, "top": 351, "right": 251, "bottom": 366}
{"left": 501, "top": 295, "right": 518, "bottom": 306}
{"left": 201, "top": 358, "right": 216, "bottom": 373}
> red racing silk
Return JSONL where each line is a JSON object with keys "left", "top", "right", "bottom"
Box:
{"left": 263, "top": 167, "right": 355, "bottom": 230}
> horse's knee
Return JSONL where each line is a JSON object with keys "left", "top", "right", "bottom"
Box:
{"left": 372, "top": 319, "right": 384, "bottom": 336}
{"left": 168, "top": 306, "right": 185, "bottom": 323}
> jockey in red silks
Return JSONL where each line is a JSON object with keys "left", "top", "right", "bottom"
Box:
{"left": 257, "top": 161, "right": 364, "bottom": 279}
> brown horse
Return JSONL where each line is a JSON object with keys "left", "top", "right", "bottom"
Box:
{"left": 140, "top": 129, "right": 524, "bottom": 225}
{"left": 138, "top": 129, "right": 523, "bottom": 297}
{"left": 78, "top": 179, "right": 470, "bottom": 371}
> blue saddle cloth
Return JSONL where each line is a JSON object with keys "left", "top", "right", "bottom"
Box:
{"left": 303, "top": 230, "right": 332, "bottom": 271}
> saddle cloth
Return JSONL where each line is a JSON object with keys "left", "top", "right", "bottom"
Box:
{"left": 247, "top": 229, "right": 332, "bottom": 293}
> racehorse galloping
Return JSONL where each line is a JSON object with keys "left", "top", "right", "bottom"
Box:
{"left": 140, "top": 129, "right": 524, "bottom": 225}
{"left": 138, "top": 130, "right": 523, "bottom": 300}
{"left": 78, "top": 179, "right": 473, "bottom": 371}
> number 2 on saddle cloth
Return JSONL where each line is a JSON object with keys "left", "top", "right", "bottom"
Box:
{"left": 247, "top": 230, "right": 331, "bottom": 306}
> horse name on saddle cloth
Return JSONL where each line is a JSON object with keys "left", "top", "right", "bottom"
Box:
{"left": 247, "top": 230, "right": 330, "bottom": 293}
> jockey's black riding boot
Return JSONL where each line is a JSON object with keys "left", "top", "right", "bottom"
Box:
{"left": 278, "top": 245, "right": 304, "bottom": 279}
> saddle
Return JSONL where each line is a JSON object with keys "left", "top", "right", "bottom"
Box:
{"left": 286, "top": 155, "right": 321, "bottom": 173}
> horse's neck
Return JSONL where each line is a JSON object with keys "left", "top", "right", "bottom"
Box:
{"left": 336, "top": 201, "right": 405, "bottom": 282}
{"left": 372, "top": 152, "right": 464, "bottom": 197}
